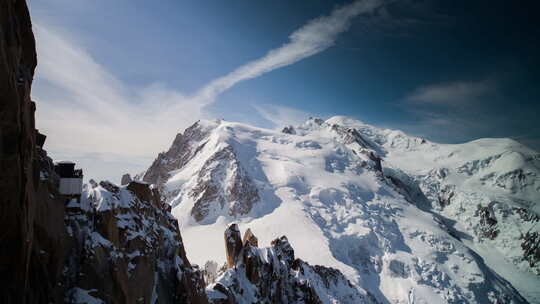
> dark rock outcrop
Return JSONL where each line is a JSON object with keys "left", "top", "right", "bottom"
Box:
{"left": 437, "top": 186, "right": 454, "bottom": 209}
{"left": 0, "top": 0, "right": 64, "bottom": 302}
{"left": 328, "top": 122, "right": 385, "bottom": 173}
{"left": 242, "top": 228, "right": 258, "bottom": 247}
{"left": 330, "top": 123, "right": 378, "bottom": 152}
{"left": 281, "top": 125, "right": 296, "bottom": 135}
{"left": 142, "top": 121, "right": 260, "bottom": 223}
{"left": 209, "top": 225, "right": 376, "bottom": 304}
{"left": 476, "top": 204, "right": 499, "bottom": 240}
{"left": 190, "top": 145, "right": 259, "bottom": 223}
{"left": 224, "top": 224, "right": 243, "bottom": 268}
{"left": 143, "top": 122, "right": 211, "bottom": 190}
{"left": 120, "top": 173, "right": 132, "bottom": 185}
{"left": 521, "top": 231, "right": 539, "bottom": 273}
{"left": 63, "top": 181, "right": 208, "bottom": 304}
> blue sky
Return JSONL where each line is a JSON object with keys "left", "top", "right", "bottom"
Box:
{"left": 28, "top": 0, "right": 540, "bottom": 182}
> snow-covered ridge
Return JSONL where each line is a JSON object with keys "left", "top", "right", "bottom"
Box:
{"left": 142, "top": 116, "right": 538, "bottom": 303}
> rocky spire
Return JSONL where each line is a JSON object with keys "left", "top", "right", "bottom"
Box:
{"left": 224, "top": 223, "right": 243, "bottom": 268}
{"left": 242, "top": 228, "right": 258, "bottom": 247}
{"left": 209, "top": 226, "right": 374, "bottom": 304}
{"left": 120, "top": 173, "right": 132, "bottom": 185}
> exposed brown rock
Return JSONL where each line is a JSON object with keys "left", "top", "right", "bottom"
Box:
{"left": 242, "top": 228, "right": 258, "bottom": 247}
{"left": 368, "top": 151, "right": 383, "bottom": 173}
{"left": 63, "top": 180, "right": 208, "bottom": 304}
{"left": 437, "top": 185, "right": 454, "bottom": 209}
{"left": 143, "top": 122, "right": 211, "bottom": 191}
{"left": 190, "top": 146, "right": 259, "bottom": 222}
{"left": 211, "top": 227, "right": 374, "bottom": 304}
{"left": 0, "top": 0, "right": 66, "bottom": 302}
{"left": 271, "top": 236, "right": 295, "bottom": 264}
{"left": 99, "top": 180, "right": 119, "bottom": 193}
{"left": 126, "top": 180, "right": 161, "bottom": 208}
{"left": 242, "top": 245, "right": 261, "bottom": 284}
{"left": 142, "top": 121, "right": 259, "bottom": 223}
{"left": 224, "top": 223, "right": 243, "bottom": 268}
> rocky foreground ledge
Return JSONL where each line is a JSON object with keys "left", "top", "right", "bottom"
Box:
{"left": 63, "top": 182, "right": 369, "bottom": 303}
{"left": 62, "top": 180, "right": 208, "bottom": 303}
{"left": 207, "top": 224, "right": 377, "bottom": 304}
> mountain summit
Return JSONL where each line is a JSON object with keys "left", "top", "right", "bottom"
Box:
{"left": 140, "top": 116, "right": 539, "bottom": 303}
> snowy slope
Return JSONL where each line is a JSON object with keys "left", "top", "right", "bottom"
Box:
{"left": 143, "top": 117, "right": 537, "bottom": 303}
{"left": 327, "top": 116, "right": 540, "bottom": 302}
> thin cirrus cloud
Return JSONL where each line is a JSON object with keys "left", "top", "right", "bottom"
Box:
{"left": 404, "top": 79, "right": 495, "bottom": 106}
{"left": 253, "top": 104, "right": 313, "bottom": 128}
{"left": 388, "top": 78, "right": 503, "bottom": 144}
{"left": 33, "top": 0, "right": 383, "bottom": 182}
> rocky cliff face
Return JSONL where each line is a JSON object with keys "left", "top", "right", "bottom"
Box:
{"left": 188, "top": 145, "right": 259, "bottom": 222}
{"left": 62, "top": 180, "right": 208, "bottom": 303}
{"left": 207, "top": 224, "right": 376, "bottom": 304}
{"left": 142, "top": 120, "right": 260, "bottom": 224}
{"left": 143, "top": 122, "right": 211, "bottom": 191}
{"left": 0, "top": 2, "right": 208, "bottom": 303}
{"left": 0, "top": 0, "right": 54, "bottom": 301}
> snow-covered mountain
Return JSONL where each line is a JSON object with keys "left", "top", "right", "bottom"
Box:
{"left": 140, "top": 116, "right": 539, "bottom": 303}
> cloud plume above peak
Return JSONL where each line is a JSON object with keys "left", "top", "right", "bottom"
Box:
{"left": 195, "top": 0, "right": 383, "bottom": 104}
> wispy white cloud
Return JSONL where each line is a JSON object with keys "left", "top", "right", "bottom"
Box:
{"left": 195, "top": 0, "right": 383, "bottom": 104}
{"left": 34, "top": 24, "right": 210, "bottom": 181}
{"left": 33, "top": 0, "right": 382, "bottom": 182}
{"left": 253, "top": 104, "right": 313, "bottom": 128}
{"left": 405, "top": 79, "right": 495, "bottom": 105}
{"left": 394, "top": 78, "right": 496, "bottom": 140}
{"left": 510, "top": 134, "right": 540, "bottom": 151}
{"left": 390, "top": 78, "right": 530, "bottom": 146}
